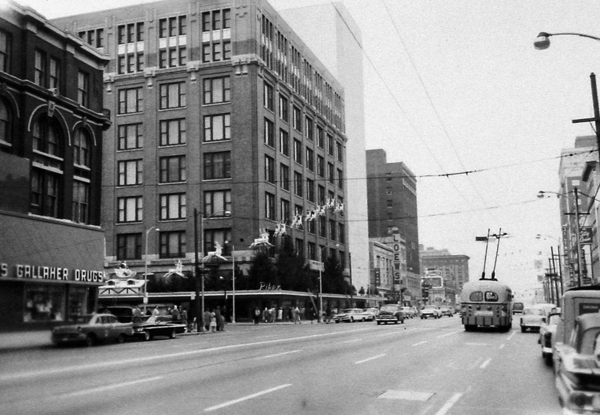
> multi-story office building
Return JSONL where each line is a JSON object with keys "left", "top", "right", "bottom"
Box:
{"left": 0, "top": 1, "right": 111, "bottom": 331}
{"left": 366, "top": 149, "right": 420, "bottom": 300}
{"left": 420, "top": 246, "right": 470, "bottom": 292}
{"left": 368, "top": 239, "right": 394, "bottom": 297}
{"left": 52, "top": 0, "right": 349, "bottom": 298}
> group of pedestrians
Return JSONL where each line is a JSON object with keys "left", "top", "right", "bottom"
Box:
{"left": 252, "top": 305, "right": 307, "bottom": 324}
{"left": 203, "top": 306, "right": 226, "bottom": 332}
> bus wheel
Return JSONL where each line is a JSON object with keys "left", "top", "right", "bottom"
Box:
{"left": 464, "top": 325, "right": 475, "bottom": 332}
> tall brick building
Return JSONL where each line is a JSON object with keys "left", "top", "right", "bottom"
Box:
{"left": 366, "top": 149, "right": 420, "bottom": 301}
{"left": 52, "top": 0, "right": 349, "bottom": 291}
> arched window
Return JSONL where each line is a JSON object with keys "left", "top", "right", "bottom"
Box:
{"left": 0, "top": 99, "right": 12, "bottom": 148}
{"left": 73, "top": 128, "right": 91, "bottom": 167}
{"left": 32, "top": 115, "right": 63, "bottom": 158}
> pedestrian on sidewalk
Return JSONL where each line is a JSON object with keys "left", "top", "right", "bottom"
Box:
{"left": 216, "top": 306, "right": 224, "bottom": 331}
{"left": 209, "top": 309, "right": 217, "bottom": 332}
{"left": 203, "top": 309, "right": 212, "bottom": 332}
{"left": 253, "top": 307, "right": 261, "bottom": 324}
{"left": 181, "top": 308, "right": 188, "bottom": 332}
{"left": 293, "top": 306, "right": 300, "bottom": 324}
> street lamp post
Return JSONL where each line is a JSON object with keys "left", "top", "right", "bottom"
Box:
{"left": 193, "top": 208, "right": 231, "bottom": 331}
{"left": 319, "top": 247, "right": 324, "bottom": 323}
{"left": 144, "top": 226, "right": 159, "bottom": 314}
{"left": 231, "top": 244, "right": 236, "bottom": 323}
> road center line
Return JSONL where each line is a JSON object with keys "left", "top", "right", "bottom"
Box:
{"left": 343, "top": 339, "right": 362, "bottom": 343}
{"left": 204, "top": 384, "right": 291, "bottom": 412}
{"left": 437, "top": 330, "right": 461, "bottom": 339}
{"left": 355, "top": 354, "right": 386, "bottom": 364}
{"left": 499, "top": 344, "right": 505, "bottom": 349}
{"left": 413, "top": 341, "right": 428, "bottom": 346}
{"left": 256, "top": 350, "right": 301, "bottom": 360}
{"left": 480, "top": 358, "right": 492, "bottom": 369}
{"left": 59, "top": 376, "right": 163, "bottom": 398}
{"left": 506, "top": 330, "right": 516, "bottom": 341}
{"left": 434, "top": 392, "right": 463, "bottom": 415}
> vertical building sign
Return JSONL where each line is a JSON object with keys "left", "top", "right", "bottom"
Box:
{"left": 393, "top": 233, "right": 401, "bottom": 287}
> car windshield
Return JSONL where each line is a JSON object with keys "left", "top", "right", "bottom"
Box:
{"left": 524, "top": 308, "right": 544, "bottom": 315}
{"left": 380, "top": 305, "right": 398, "bottom": 313}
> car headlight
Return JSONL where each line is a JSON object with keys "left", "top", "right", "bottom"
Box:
{"left": 592, "top": 394, "right": 600, "bottom": 410}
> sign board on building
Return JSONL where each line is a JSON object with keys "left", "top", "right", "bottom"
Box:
{"left": 309, "top": 260, "right": 324, "bottom": 272}
{"left": 580, "top": 227, "right": 593, "bottom": 245}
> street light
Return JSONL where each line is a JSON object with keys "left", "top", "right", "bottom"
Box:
{"left": 193, "top": 208, "right": 230, "bottom": 332}
{"left": 533, "top": 32, "right": 600, "bottom": 50}
{"left": 144, "top": 226, "right": 159, "bottom": 314}
{"left": 318, "top": 246, "right": 325, "bottom": 323}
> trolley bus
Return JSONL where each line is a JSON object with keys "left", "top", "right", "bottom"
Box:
{"left": 460, "top": 279, "right": 513, "bottom": 331}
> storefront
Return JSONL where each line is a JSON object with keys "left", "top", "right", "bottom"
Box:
{"left": 0, "top": 213, "right": 105, "bottom": 332}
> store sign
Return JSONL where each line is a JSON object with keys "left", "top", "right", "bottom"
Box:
{"left": 0, "top": 262, "right": 105, "bottom": 283}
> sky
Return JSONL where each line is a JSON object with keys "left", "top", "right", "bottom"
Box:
{"left": 13, "top": 0, "right": 600, "bottom": 296}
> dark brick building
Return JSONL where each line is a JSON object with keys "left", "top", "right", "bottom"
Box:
{"left": 0, "top": 1, "right": 111, "bottom": 331}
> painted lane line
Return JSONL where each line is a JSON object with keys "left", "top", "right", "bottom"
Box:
{"left": 60, "top": 376, "right": 163, "bottom": 399}
{"left": 355, "top": 354, "right": 386, "bottom": 365}
{"left": 204, "top": 384, "right": 291, "bottom": 412}
{"left": 507, "top": 330, "right": 516, "bottom": 341}
{"left": 480, "top": 358, "right": 492, "bottom": 369}
{"left": 256, "top": 350, "right": 301, "bottom": 360}
{"left": 499, "top": 344, "right": 505, "bottom": 349}
{"left": 413, "top": 341, "right": 428, "bottom": 346}
{"left": 434, "top": 392, "right": 463, "bottom": 415}
{"left": 0, "top": 328, "right": 370, "bottom": 382}
{"left": 465, "top": 342, "right": 488, "bottom": 346}
{"left": 343, "top": 339, "right": 362, "bottom": 344}
{"left": 437, "top": 330, "right": 462, "bottom": 339}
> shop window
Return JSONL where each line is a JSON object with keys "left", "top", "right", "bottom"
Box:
{"left": 24, "top": 285, "right": 65, "bottom": 322}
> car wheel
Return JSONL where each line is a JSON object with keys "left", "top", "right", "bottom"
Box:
{"left": 169, "top": 329, "right": 176, "bottom": 339}
{"left": 335, "top": 320, "right": 340, "bottom": 323}
{"left": 85, "top": 333, "right": 96, "bottom": 347}
{"left": 116, "top": 333, "right": 126, "bottom": 344}
{"left": 361, "top": 317, "right": 365, "bottom": 322}
{"left": 544, "top": 353, "right": 553, "bottom": 366}
{"left": 521, "top": 326, "right": 526, "bottom": 333}
{"left": 142, "top": 331, "right": 151, "bottom": 341}
{"left": 350, "top": 317, "right": 354, "bottom": 323}
{"left": 377, "top": 321, "right": 381, "bottom": 325}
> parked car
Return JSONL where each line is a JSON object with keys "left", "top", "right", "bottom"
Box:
{"left": 420, "top": 305, "right": 442, "bottom": 319}
{"left": 554, "top": 312, "right": 600, "bottom": 414}
{"left": 51, "top": 313, "right": 133, "bottom": 347}
{"left": 520, "top": 303, "right": 556, "bottom": 333}
{"left": 538, "top": 311, "right": 561, "bottom": 366}
{"left": 105, "top": 306, "right": 186, "bottom": 340}
{"left": 333, "top": 308, "right": 374, "bottom": 323}
{"left": 376, "top": 304, "right": 405, "bottom": 325}
{"left": 439, "top": 306, "right": 454, "bottom": 317}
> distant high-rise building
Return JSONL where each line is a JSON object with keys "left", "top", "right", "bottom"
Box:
{"left": 366, "top": 149, "right": 420, "bottom": 300}
{"left": 420, "top": 246, "right": 470, "bottom": 292}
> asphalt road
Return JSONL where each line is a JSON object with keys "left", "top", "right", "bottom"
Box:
{"left": 0, "top": 316, "right": 562, "bottom": 415}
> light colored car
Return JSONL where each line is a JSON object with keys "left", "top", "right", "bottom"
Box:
{"left": 439, "top": 306, "right": 454, "bottom": 317}
{"left": 520, "top": 303, "right": 556, "bottom": 333}
{"left": 420, "top": 305, "right": 441, "bottom": 319}
{"left": 51, "top": 313, "right": 134, "bottom": 347}
{"left": 538, "top": 311, "right": 561, "bottom": 366}
{"left": 554, "top": 313, "right": 600, "bottom": 414}
{"left": 333, "top": 308, "right": 374, "bottom": 323}
{"left": 365, "top": 307, "right": 379, "bottom": 318}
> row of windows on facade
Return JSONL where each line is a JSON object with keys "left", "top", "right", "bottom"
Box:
{"left": 263, "top": 81, "right": 344, "bottom": 163}
{"left": 79, "top": 11, "right": 232, "bottom": 73}
{"left": 116, "top": 228, "right": 346, "bottom": 263}
{"left": 0, "top": 98, "right": 94, "bottom": 223}
{"left": 118, "top": 152, "right": 344, "bottom": 204}
{"left": 116, "top": 80, "right": 345, "bottom": 166}
{"left": 79, "top": 10, "right": 231, "bottom": 49}
{"left": 259, "top": 14, "right": 344, "bottom": 130}
{"left": 0, "top": 32, "right": 91, "bottom": 107}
